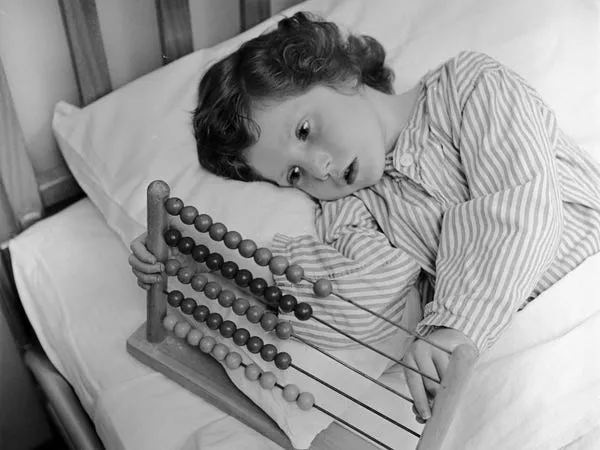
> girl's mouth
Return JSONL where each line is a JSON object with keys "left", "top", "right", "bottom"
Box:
{"left": 344, "top": 158, "right": 358, "bottom": 185}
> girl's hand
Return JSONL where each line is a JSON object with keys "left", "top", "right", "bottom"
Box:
{"left": 403, "top": 328, "right": 476, "bottom": 423}
{"left": 129, "top": 232, "right": 165, "bottom": 290}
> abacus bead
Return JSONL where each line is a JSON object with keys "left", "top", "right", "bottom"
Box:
{"left": 177, "top": 267, "right": 195, "bottom": 284}
{"left": 260, "top": 344, "right": 277, "bottom": 362}
{"left": 249, "top": 278, "right": 267, "bottom": 296}
{"left": 246, "top": 336, "right": 264, "bottom": 354}
{"left": 165, "top": 197, "right": 183, "bottom": 215}
{"left": 238, "top": 239, "right": 257, "bottom": 258}
{"left": 223, "top": 231, "right": 242, "bottom": 249}
{"left": 268, "top": 256, "right": 289, "bottom": 276}
{"left": 275, "top": 321, "right": 293, "bottom": 340}
{"left": 217, "top": 290, "right": 236, "bottom": 308}
{"left": 167, "top": 290, "right": 184, "bottom": 307}
{"left": 297, "top": 392, "right": 315, "bottom": 411}
{"left": 164, "top": 229, "right": 181, "bottom": 246}
{"left": 232, "top": 328, "right": 250, "bottom": 346}
{"left": 219, "top": 320, "right": 237, "bottom": 338}
{"left": 263, "top": 286, "right": 282, "bottom": 305}
{"left": 180, "top": 297, "right": 197, "bottom": 315}
{"left": 259, "top": 372, "right": 277, "bottom": 390}
{"left": 191, "top": 244, "right": 210, "bottom": 262}
{"left": 211, "top": 343, "right": 229, "bottom": 361}
{"left": 208, "top": 223, "right": 227, "bottom": 241}
{"left": 274, "top": 352, "right": 292, "bottom": 370}
{"left": 174, "top": 321, "right": 191, "bottom": 338}
{"left": 178, "top": 237, "right": 195, "bottom": 254}
{"left": 199, "top": 336, "right": 216, "bottom": 353}
{"left": 282, "top": 384, "right": 300, "bottom": 402}
{"left": 206, "top": 312, "right": 223, "bottom": 330}
{"left": 294, "top": 303, "right": 313, "bottom": 321}
{"left": 180, "top": 205, "right": 198, "bottom": 225}
{"left": 253, "top": 248, "right": 272, "bottom": 266}
{"left": 205, "top": 253, "right": 224, "bottom": 271}
{"left": 244, "top": 363, "right": 261, "bottom": 381}
{"left": 246, "top": 305, "right": 265, "bottom": 323}
{"left": 162, "top": 314, "right": 178, "bottom": 331}
{"left": 224, "top": 352, "right": 242, "bottom": 369}
{"left": 194, "top": 214, "right": 212, "bottom": 232}
{"left": 278, "top": 294, "right": 298, "bottom": 313}
{"left": 234, "top": 269, "right": 252, "bottom": 287}
{"left": 164, "top": 259, "right": 182, "bottom": 276}
{"left": 260, "top": 312, "right": 278, "bottom": 332}
{"left": 313, "top": 278, "right": 333, "bottom": 298}
{"left": 220, "top": 261, "right": 238, "bottom": 279}
{"left": 191, "top": 274, "right": 208, "bottom": 292}
{"left": 193, "top": 304, "right": 210, "bottom": 322}
{"left": 232, "top": 298, "right": 251, "bottom": 316}
{"left": 203, "top": 281, "right": 221, "bottom": 299}
{"left": 186, "top": 329, "right": 203, "bottom": 346}
{"left": 285, "top": 265, "right": 304, "bottom": 283}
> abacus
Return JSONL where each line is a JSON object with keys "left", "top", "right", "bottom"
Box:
{"left": 127, "top": 180, "right": 478, "bottom": 450}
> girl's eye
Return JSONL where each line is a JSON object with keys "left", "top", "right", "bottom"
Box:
{"left": 296, "top": 120, "right": 310, "bottom": 141}
{"left": 287, "top": 166, "right": 302, "bottom": 186}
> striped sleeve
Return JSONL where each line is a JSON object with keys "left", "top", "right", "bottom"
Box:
{"left": 416, "top": 52, "right": 564, "bottom": 352}
{"left": 270, "top": 194, "right": 421, "bottom": 349}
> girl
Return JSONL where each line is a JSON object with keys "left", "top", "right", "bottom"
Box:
{"left": 129, "top": 12, "right": 600, "bottom": 422}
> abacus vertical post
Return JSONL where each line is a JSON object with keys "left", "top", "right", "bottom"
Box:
{"left": 416, "top": 343, "right": 478, "bottom": 450}
{"left": 146, "top": 180, "right": 170, "bottom": 342}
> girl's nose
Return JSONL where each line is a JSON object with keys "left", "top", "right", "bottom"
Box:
{"left": 306, "top": 150, "right": 331, "bottom": 181}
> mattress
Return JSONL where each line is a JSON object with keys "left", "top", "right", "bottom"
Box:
{"left": 10, "top": 197, "right": 600, "bottom": 450}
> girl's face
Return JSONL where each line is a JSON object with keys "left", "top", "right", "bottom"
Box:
{"left": 246, "top": 84, "right": 390, "bottom": 201}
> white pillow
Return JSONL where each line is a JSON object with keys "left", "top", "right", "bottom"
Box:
{"left": 52, "top": 0, "right": 600, "bottom": 447}
{"left": 53, "top": 0, "right": 600, "bottom": 256}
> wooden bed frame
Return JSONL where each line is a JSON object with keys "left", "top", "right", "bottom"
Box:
{"left": 0, "top": 1, "right": 478, "bottom": 449}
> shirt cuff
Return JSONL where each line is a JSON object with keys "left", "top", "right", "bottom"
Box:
{"left": 416, "top": 302, "right": 493, "bottom": 354}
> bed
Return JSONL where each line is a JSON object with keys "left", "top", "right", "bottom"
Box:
{"left": 1, "top": 0, "right": 600, "bottom": 449}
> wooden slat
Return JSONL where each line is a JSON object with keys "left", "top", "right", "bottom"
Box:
{"left": 0, "top": 55, "right": 43, "bottom": 240}
{"left": 240, "top": 0, "right": 272, "bottom": 31}
{"left": 155, "top": 0, "right": 194, "bottom": 65}
{"left": 57, "top": 0, "right": 112, "bottom": 106}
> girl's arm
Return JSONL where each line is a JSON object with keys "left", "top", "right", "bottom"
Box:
{"left": 271, "top": 194, "right": 421, "bottom": 349}
{"left": 417, "top": 52, "right": 564, "bottom": 353}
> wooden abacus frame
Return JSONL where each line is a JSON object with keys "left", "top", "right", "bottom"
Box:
{"left": 127, "top": 180, "right": 479, "bottom": 450}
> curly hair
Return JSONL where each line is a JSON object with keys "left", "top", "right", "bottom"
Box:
{"left": 192, "top": 11, "right": 395, "bottom": 182}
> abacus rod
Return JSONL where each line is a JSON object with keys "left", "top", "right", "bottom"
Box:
{"left": 146, "top": 180, "right": 170, "bottom": 343}
{"left": 291, "top": 363, "right": 421, "bottom": 437}
{"left": 293, "top": 333, "right": 414, "bottom": 404}
{"left": 303, "top": 275, "right": 451, "bottom": 355}
{"left": 312, "top": 404, "right": 402, "bottom": 449}
{"left": 312, "top": 316, "right": 441, "bottom": 384}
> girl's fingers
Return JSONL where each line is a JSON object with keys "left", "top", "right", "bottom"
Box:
{"left": 128, "top": 253, "right": 164, "bottom": 274}
{"left": 132, "top": 268, "right": 162, "bottom": 284}
{"left": 417, "top": 353, "right": 441, "bottom": 398}
{"left": 137, "top": 279, "right": 151, "bottom": 291}
{"left": 432, "top": 349, "right": 450, "bottom": 384}
{"left": 130, "top": 232, "right": 157, "bottom": 264}
{"left": 404, "top": 353, "right": 431, "bottom": 421}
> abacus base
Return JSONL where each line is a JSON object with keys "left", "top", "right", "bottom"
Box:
{"left": 127, "top": 323, "right": 383, "bottom": 450}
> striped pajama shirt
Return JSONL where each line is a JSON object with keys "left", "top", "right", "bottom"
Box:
{"left": 270, "top": 51, "right": 600, "bottom": 352}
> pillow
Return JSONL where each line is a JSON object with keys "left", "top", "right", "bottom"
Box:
{"left": 53, "top": 0, "right": 600, "bottom": 447}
